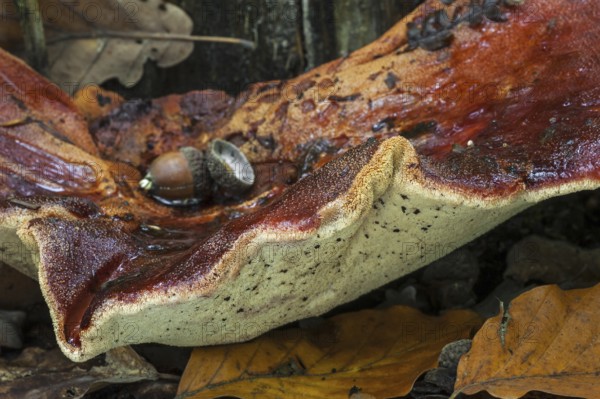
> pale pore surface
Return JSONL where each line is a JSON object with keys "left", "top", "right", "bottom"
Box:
{"left": 3, "top": 137, "right": 596, "bottom": 361}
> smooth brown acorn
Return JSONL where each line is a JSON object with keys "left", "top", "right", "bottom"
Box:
{"left": 139, "top": 146, "right": 210, "bottom": 205}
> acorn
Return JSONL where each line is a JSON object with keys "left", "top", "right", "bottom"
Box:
{"left": 139, "top": 141, "right": 256, "bottom": 206}
{"left": 139, "top": 146, "right": 210, "bottom": 205}
{"left": 206, "top": 139, "right": 255, "bottom": 192}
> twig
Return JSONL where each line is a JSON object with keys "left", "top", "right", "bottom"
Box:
{"left": 13, "top": 0, "right": 48, "bottom": 73}
{"left": 7, "top": 197, "right": 41, "bottom": 210}
{"left": 47, "top": 30, "right": 256, "bottom": 50}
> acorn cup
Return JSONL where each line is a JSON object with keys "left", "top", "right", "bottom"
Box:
{"left": 206, "top": 139, "right": 255, "bottom": 192}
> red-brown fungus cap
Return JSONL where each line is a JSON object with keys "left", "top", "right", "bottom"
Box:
{"left": 0, "top": 0, "right": 599, "bottom": 361}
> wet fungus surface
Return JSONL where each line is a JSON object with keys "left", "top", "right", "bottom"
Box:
{"left": 0, "top": 0, "right": 599, "bottom": 361}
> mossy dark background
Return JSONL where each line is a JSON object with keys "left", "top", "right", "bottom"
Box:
{"left": 104, "top": 0, "right": 423, "bottom": 98}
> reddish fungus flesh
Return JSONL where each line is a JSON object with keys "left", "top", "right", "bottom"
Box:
{"left": 0, "top": 0, "right": 599, "bottom": 351}
{"left": 32, "top": 140, "right": 379, "bottom": 346}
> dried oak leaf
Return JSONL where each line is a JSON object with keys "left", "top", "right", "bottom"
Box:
{"left": 453, "top": 284, "right": 600, "bottom": 399}
{"left": 0, "top": 346, "right": 158, "bottom": 399}
{"left": 177, "top": 306, "right": 481, "bottom": 399}
{"left": 0, "top": 0, "right": 193, "bottom": 87}
{"left": 0, "top": 0, "right": 599, "bottom": 362}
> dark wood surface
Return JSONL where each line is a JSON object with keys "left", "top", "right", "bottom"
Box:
{"left": 104, "top": 0, "right": 421, "bottom": 98}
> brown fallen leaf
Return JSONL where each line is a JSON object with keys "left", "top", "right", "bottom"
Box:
{"left": 0, "top": 0, "right": 194, "bottom": 87}
{"left": 177, "top": 306, "right": 481, "bottom": 399}
{"left": 0, "top": 346, "right": 158, "bottom": 398}
{"left": 453, "top": 284, "right": 600, "bottom": 399}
